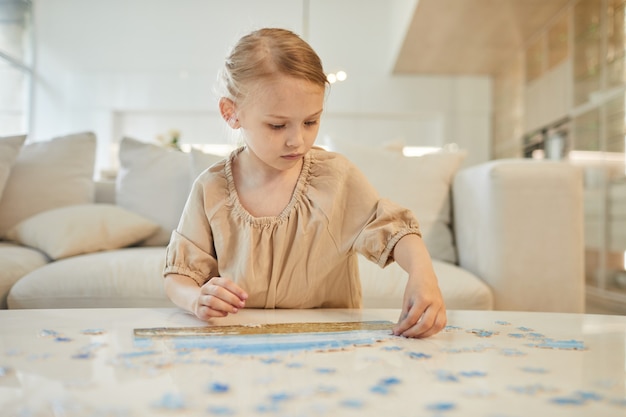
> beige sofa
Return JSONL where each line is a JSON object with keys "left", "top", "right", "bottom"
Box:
{"left": 0, "top": 133, "right": 585, "bottom": 313}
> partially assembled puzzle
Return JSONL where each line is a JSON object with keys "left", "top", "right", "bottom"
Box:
{"left": 1, "top": 317, "right": 625, "bottom": 416}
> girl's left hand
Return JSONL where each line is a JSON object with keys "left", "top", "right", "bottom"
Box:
{"left": 392, "top": 274, "right": 447, "bottom": 338}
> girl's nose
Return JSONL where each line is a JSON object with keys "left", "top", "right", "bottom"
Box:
{"left": 286, "top": 126, "right": 304, "bottom": 148}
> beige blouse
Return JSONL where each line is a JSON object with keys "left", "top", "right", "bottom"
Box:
{"left": 164, "top": 147, "right": 421, "bottom": 309}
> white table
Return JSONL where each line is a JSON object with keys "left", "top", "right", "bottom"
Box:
{"left": 0, "top": 308, "right": 625, "bottom": 416}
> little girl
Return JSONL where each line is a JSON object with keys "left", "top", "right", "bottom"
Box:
{"left": 163, "top": 28, "right": 446, "bottom": 338}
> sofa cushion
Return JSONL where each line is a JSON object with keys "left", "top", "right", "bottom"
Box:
{"left": 0, "top": 135, "right": 26, "bottom": 199}
{"left": 359, "top": 256, "right": 493, "bottom": 310}
{"left": 116, "top": 138, "right": 225, "bottom": 247}
{"left": 6, "top": 246, "right": 493, "bottom": 311}
{"left": 7, "top": 247, "right": 175, "bottom": 309}
{"left": 325, "top": 139, "right": 466, "bottom": 263}
{"left": 5, "top": 204, "right": 160, "bottom": 260}
{"left": 116, "top": 137, "right": 192, "bottom": 246}
{"left": 0, "top": 132, "right": 97, "bottom": 237}
{"left": 0, "top": 242, "right": 49, "bottom": 309}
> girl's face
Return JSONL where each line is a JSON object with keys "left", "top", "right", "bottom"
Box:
{"left": 236, "top": 76, "right": 325, "bottom": 173}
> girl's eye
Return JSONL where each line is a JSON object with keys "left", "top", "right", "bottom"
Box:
{"left": 305, "top": 120, "right": 318, "bottom": 127}
{"left": 269, "top": 124, "right": 285, "bottom": 130}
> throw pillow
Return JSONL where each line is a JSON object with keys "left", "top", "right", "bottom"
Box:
{"left": 326, "top": 139, "right": 466, "bottom": 264}
{"left": 0, "top": 135, "right": 26, "bottom": 199}
{"left": 189, "top": 147, "right": 226, "bottom": 180}
{"left": 5, "top": 204, "right": 160, "bottom": 260}
{"left": 0, "top": 132, "right": 96, "bottom": 238}
{"left": 116, "top": 137, "right": 193, "bottom": 246}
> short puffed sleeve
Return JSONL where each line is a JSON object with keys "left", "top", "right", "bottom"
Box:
{"left": 163, "top": 172, "right": 223, "bottom": 285}
{"left": 354, "top": 197, "right": 421, "bottom": 267}
{"left": 312, "top": 152, "right": 421, "bottom": 268}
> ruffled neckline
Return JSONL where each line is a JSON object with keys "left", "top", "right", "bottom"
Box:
{"left": 224, "top": 146, "right": 312, "bottom": 226}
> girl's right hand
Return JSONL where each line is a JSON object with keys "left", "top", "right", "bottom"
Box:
{"left": 193, "top": 277, "right": 249, "bottom": 320}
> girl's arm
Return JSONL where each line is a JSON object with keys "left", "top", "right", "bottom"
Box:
{"left": 391, "top": 233, "right": 447, "bottom": 338}
{"left": 164, "top": 274, "right": 248, "bottom": 321}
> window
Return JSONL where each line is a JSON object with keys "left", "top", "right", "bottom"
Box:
{"left": 0, "top": 0, "right": 32, "bottom": 136}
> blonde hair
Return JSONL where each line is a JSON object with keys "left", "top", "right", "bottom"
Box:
{"left": 218, "top": 28, "right": 328, "bottom": 105}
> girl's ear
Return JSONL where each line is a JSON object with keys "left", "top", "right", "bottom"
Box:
{"left": 219, "top": 98, "right": 240, "bottom": 129}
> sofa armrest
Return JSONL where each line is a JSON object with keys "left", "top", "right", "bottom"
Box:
{"left": 453, "top": 159, "right": 585, "bottom": 313}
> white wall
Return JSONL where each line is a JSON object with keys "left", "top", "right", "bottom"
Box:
{"left": 30, "top": 0, "right": 491, "bottom": 174}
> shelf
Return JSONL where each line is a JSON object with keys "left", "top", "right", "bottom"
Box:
{"left": 525, "top": 0, "right": 626, "bottom": 314}
{"left": 574, "top": 30, "right": 602, "bottom": 44}
{"left": 606, "top": 107, "right": 625, "bottom": 119}
{"left": 574, "top": 72, "right": 601, "bottom": 83}
{"left": 607, "top": 136, "right": 626, "bottom": 152}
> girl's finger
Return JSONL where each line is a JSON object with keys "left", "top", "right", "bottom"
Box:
{"left": 201, "top": 293, "right": 241, "bottom": 314}
{"left": 207, "top": 277, "right": 249, "bottom": 301}
{"left": 202, "top": 281, "right": 247, "bottom": 308}
{"left": 399, "top": 306, "right": 446, "bottom": 338}
{"left": 201, "top": 287, "right": 244, "bottom": 312}
{"left": 392, "top": 301, "right": 421, "bottom": 336}
{"left": 196, "top": 304, "right": 228, "bottom": 320}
